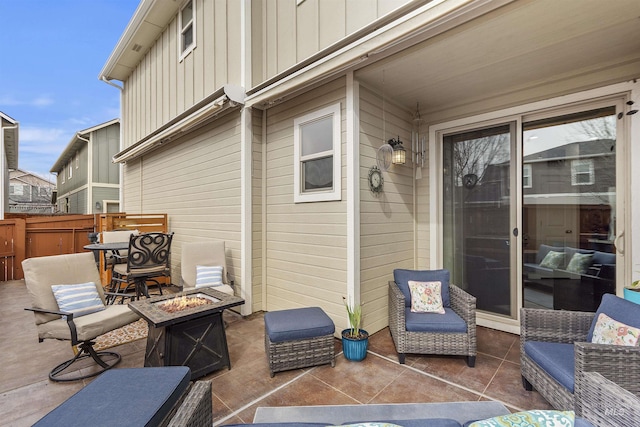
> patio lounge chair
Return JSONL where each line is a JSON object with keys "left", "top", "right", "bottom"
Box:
{"left": 22, "top": 252, "right": 140, "bottom": 382}
{"left": 521, "top": 293, "right": 640, "bottom": 410}
{"left": 389, "top": 269, "right": 477, "bottom": 367}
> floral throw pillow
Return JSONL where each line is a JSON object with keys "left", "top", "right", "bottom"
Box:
{"left": 565, "top": 252, "right": 593, "bottom": 274}
{"left": 469, "top": 410, "right": 574, "bottom": 427}
{"left": 539, "top": 250, "right": 565, "bottom": 269}
{"left": 591, "top": 313, "right": 640, "bottom": 346}
{"left": 408, "top": 280, "right": 445, "bottom": 314}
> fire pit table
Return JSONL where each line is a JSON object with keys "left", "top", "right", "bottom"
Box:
{"left": 128, "top": 287, "right": 244, "bottom": 379}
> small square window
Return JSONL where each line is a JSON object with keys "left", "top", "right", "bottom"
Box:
{"left": 293, "top": 103, "right": 341, "bottom": 203}
{"left": 179, "top": 0, "right": 196, "bottom": 59}
{"left": 571, "top": 159, "right": 594, "bottom": 186}
{"left": 523, "top": 164, "right": 532, "bottom": 188}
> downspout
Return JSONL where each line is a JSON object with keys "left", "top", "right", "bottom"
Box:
{"left": 0, "top": 123, "right": 18, "bottom": 220}
{"left": 100, "top": 76, "right": 125, "bottom": 211}
{"left": 75, "top": 133, "right": 91, "bottom": 214}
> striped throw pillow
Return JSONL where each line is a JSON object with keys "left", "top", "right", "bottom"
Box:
{"left": 195, "top": 265, "right": 223, "bottom": 288}
{"left": 51, "top": 282, "right": 105, "bottom": 318}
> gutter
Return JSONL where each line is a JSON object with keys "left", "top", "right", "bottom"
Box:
{"left": 112, "top": 84, "right": 245, "bottom": 163}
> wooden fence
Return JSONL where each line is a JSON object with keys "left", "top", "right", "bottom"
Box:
{"left": 0, "top": 213, "right": 168, "bottom": 281}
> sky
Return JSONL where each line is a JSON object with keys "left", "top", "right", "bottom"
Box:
{"left": 0, "top": 0, "right": 140, "bottom": 181}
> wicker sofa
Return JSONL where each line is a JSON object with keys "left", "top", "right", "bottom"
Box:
{"left": 521, "top": 294, "right": 640, "bottom": 411}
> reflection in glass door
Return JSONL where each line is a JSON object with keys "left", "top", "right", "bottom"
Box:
{"left": 443, "top": 124, "right": 515, "bottom": 318}
{"left": 522, "top": 108, "right": 617, "bottom": 312}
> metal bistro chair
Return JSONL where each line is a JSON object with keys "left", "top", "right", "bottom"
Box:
{"left": 110, "top": 232, "right": 174, "bottom": 302}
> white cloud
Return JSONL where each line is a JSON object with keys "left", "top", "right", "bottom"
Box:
{"left": 0, "top": 95, "right": 54, "bottom": 107}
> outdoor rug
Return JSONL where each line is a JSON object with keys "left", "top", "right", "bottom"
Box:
{"left": 94, "top": 318, "right": 148, "bottom": 351}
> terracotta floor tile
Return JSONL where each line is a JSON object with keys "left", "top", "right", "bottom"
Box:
{"left": 477, "top": 327, "right": 519, "bottom": 360}
{"left": 483, "top": 359, "right": 554, "bottom": 411}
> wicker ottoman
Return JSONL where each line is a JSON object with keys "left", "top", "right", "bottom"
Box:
{"left": 264, "top": 307, "right": 336, "bottom": 377}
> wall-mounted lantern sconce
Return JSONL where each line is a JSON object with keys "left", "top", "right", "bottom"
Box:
{"left": 95, "top": 201, "right": 102, "bottom": 211}
{"left": 388, "top": 137, "right": 406, "bottom": 165}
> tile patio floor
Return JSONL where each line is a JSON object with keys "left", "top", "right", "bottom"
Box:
{"left": 0, "top": 279, "right": 552, "bottom": 426}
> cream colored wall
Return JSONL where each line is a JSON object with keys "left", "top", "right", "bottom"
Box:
{"left": 358, "top": 85, "right": 414, "bottom": 333}
{"left": 254, "top": 0, "right": 411, "bottom": 85}
{"left": 264, "top": 77, "right": 348, "bottom": 329}
{"left": 122, "top": 113, "right": 243, "bottom": 294}
{"left": 121, "top": 0, "right": 242, "bottom": 149}
{"left": 251, "top": 108, "right": 263, "bottom": 312}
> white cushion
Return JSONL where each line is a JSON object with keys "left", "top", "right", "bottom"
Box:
{"left": 51, "top": 282, "right": 105, "bottom": 318}
{"left": 195, "top": 265, "right": 224, "bottom": 288}
{"left": 408, "top": 280, "right": 445, "bottom": 314}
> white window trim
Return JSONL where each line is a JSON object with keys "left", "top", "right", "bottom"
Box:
{"left": 523, "top": 163, "right": 532, "bottom": 188}
{"left": 68, "top": 161, "right": 73, "bottom": 179}
{"left": 571, "top": 158, "right": 594, "bottom": 186}
{"left": 75, "top": 153, "right": 79, "bottom": 169}
{"left": 178, "top": 0, "right": 196, "bottom": 62}
{"left": 293, "top": 103, "right": 342, "bottom": 203}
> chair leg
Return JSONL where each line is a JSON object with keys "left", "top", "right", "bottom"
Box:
{"left": 398, "top": 353, "right": 406, "bottom": 364}
{"left": 49, "top": 341, "right": 121, "bottom": 382}
{"left": 467, "top": 356, "right": 476, "bottom": 367}
{"left": 522, "top": 375, "right": 533, "bottom": 391}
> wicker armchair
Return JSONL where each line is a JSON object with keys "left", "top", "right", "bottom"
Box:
{"left": 521, "top": 295, "right": 640, "bottom": 411}
{"left": 388, "top": 269, "right": 477, "bottom": 367}
{"left": 577, "top": 372, "right": 640, "bottom": 427}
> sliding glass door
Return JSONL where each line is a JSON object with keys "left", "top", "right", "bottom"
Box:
{"left": 522, "top": 107, "right": 617, "bottom": 312}
{"left": 442, "top": 123, "right": 516, "bottom": 318}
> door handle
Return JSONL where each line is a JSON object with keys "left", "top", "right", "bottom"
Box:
{"left": 615, "top": 231, "right": 624, "bottom": 255}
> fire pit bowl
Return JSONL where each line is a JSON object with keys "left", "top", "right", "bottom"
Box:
{"left": 155, "top": 293, "right": 220, "bottom": 314}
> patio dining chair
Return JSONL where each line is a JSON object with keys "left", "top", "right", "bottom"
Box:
{"left": 22, "top": 252, "right": 140, "bottom": 382}
{"left": 110, "top": 232, "right": 174, "bottom": 302}
{"left": 388, "top": 268, "right": 477, "bottom": 367}
{"left": 180, "top": 240, "right": 234, "bottom": 295}
{"left": 100, "top": 228, "right": 138, "bottom": 269}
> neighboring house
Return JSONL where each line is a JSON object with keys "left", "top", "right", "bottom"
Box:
{"left": 50, "top": 119, "right": 121, "bottom": 214}
{"left": 99, "top": 0, "right": 640, "bottom": 334}
{"left": 0, "top": 112, "right": 19, "bottom": 220}
{"left": 9, "top": 169, "right": 56, "bottom": 214}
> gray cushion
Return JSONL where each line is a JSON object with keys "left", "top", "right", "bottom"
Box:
{"left": 265, "top": 307, "right": 335, "bottom": 342}
{"left": 394, "top": 269, "right": 451, "bottom": 308}
{"left": 33, "top": 367, "right": 191, "bottom": 427}
{"left": 405, "top": 308, "right": 467, "bottom": 333}
{"left": 524, "top": 341, "right": 575, "bottom": 392}
{"left": 587, "top": 293, "right": 640, "bottom": 341}
{"left": 563, "top": 247, "right": 594, "bottom": 269}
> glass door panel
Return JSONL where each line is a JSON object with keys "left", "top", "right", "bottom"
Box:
{"left": 443, "top": 124, "right": 515, "bottom": 317}
{"left": 522, "top": 107, "right": 617, "bottom": 311}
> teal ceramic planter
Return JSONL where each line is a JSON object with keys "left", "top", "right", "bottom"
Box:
{"left": 624, "top": 288, "right": 640, "bottom": 304}
{"left": 341, "top": 329, "right": 369, "bottom": 361}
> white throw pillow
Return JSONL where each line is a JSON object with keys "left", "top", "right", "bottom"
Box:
{"left": 408, "top": 280, "right": 445, "bottom": 314}
{"left": 591, "top": 313, "right": 640, "bottom": 346}
{"left": 195, "top": 265, "right": 223, "bottom": 288}
{"left": 51, "top": 282, "right": 105, "bottom": 318}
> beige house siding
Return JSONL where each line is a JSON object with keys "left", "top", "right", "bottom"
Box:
{"left": 251, "top": 108, "right": 264, "bottom": 312}
{"left": 256, "top": 0, "right": 411, "bottom": 84}
{"left": 121, "top": 0, "right": 243, "bottom": 149}
{"left": 122, "top": 113, "right": 243, "bottom": 291}
{"left": 264, "top": 77, "right": 348, "bottom": 328}
{"left": 359, "top": 85, "right": 414, "bottom": 333}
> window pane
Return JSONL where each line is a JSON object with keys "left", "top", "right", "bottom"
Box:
{"left": 182, "top": 27, "right": 193, "bottom": 51}
{"left": 301, "top": 117, "right": 332, "bottom": 156}
{"left": 182, "top": 2, "right": 193, "bottom": 26}
{"left": 303, "top": 156, "right": 333, "bottom": 191}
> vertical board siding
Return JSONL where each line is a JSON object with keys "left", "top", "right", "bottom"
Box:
{"left": 252, "top": 108, "right": 263, "bottom": 312}
{"left": 122, "top": 113, "right": 243, "bottom": 294}
{"left": 121, "top": 0, "right": 242, "bottom": 150}
{"left": 359, "top": 85, "right": 414, "bottom": 333}
{"left": 264, "top": 77, "right": 348, "bottom": 328}
{"left": 92, "top": 124, "right": 120, "bottom": 185}
{"left": 261, "top": 0, "right": 410, "bottom": 79}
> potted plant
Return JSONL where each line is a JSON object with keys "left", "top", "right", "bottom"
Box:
{"left": 341, "top": 296, "right": 369, "bottom": 361}
{"left": 624, "top": 279, "right": 640, "bottom": 304}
